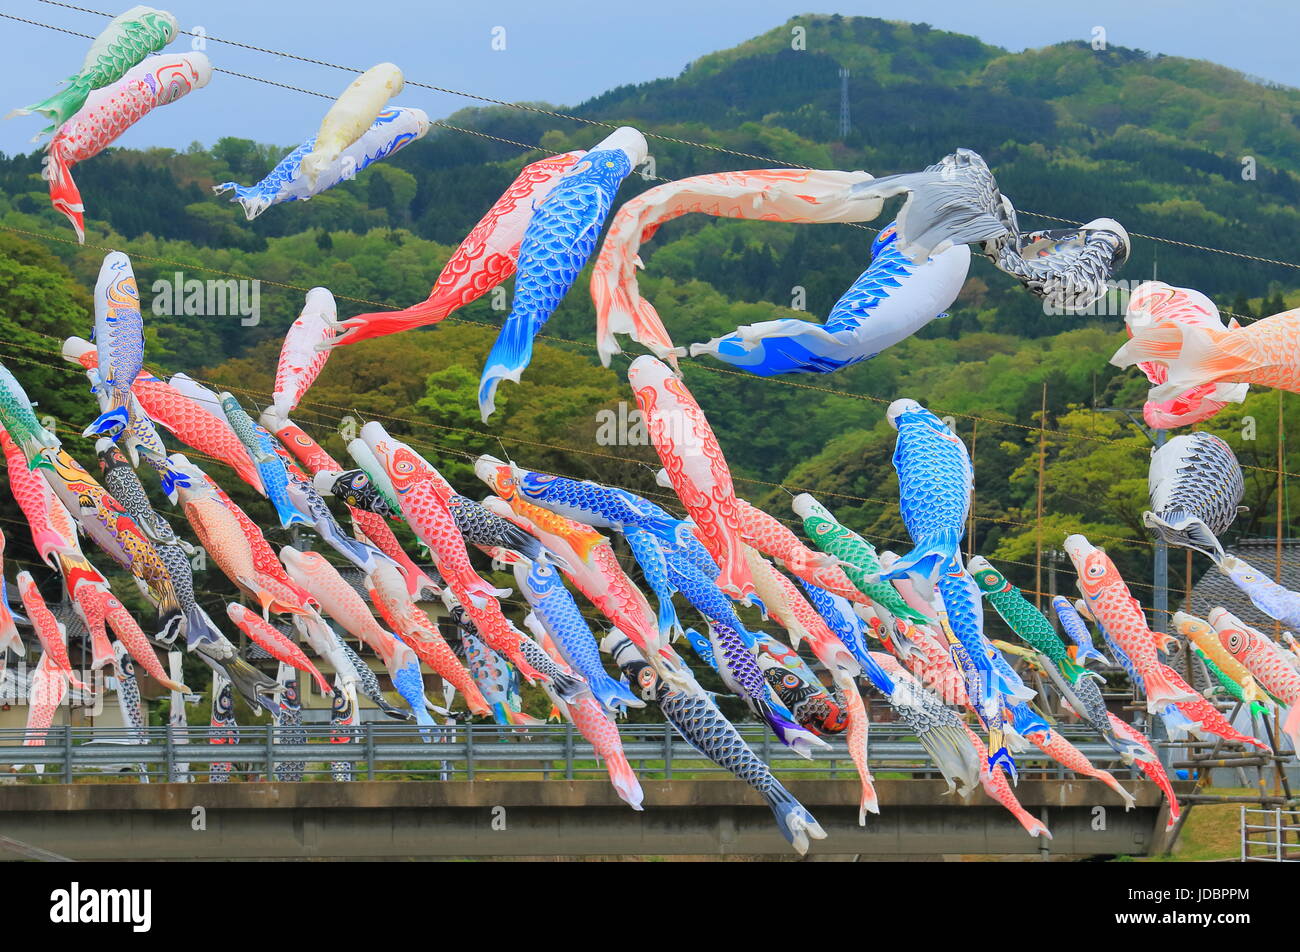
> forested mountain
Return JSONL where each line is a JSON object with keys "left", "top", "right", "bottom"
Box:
{"left": 3, "top": 13, "right": 1299, "bottom": 648}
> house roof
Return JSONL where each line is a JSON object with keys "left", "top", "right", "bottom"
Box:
{"left": 1186, "top": 537, "right": 1300, "bottom": 634}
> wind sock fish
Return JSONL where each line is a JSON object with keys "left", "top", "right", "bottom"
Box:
{"left": 226, "top": 603, "right": 331, "bottom": 696}
{"left": 476, "top": 463, "right": 678, "bottom": 636}
{"left": 300, "top": 63, "right": 404, "bottom": 186}
{"left": 937, "top": 555, "right": 1028, "bottom": 777}
{"left": 54, "top": 552, "right": 113, "bottom": 671}
{"left": 798, "top": 579, "right": 876, "bottom": 672}
{"left": 341, "top": 642, "right": 410, "bottom": 721}
{"left": 62, "top": 338, "right": 263, "bottom": 492}
{"left": 880, "top": 399, "right": 972, "bottom": 587}
{"left": 1065, "top": 534, "right": 1200, "bottom": 713}
{"left": 995, "top": 634, "right": 1150, "bottom": 764}
{"left": 111, "top": 642, "right": 147, "bottom": 743}
{"left": 361, "top": 425, "right": 506, "bottom": 610}
{"left": 346, "top": 438, "right": 405, "bottom": 518}
{"left": 295, "top": 610, "right": 362, "bottom": 719}
{"left": 220, "top": 393, "right": 308, "bottom": 529}
{"left": 456, "top": 621, "right": 540, "bottom": 727}
{"left": 1111, "top": 713, "right": 1181, "bottom": 829}
{"left": 628, "top": 355, "right": 755, "bottom": 601}
{"left": 970, "top": 557, "right": 1090, "bottom": 684}
{"left": 690, "top": 224, "right": 971, "bottom": 376}
{"left": 871, "top": 651, "right": 981, "bottom": 796}
{"left": 1143, "top": 433, "right": 1244, "bottom": 562}
{"left": 268, "top": 288, "right": 335, "bottom": 422}
{"left": 93, "top": 588, "right": 187, "bottom": 692}
{"left": 533, "top": 629, "right": 643, "bottom": 810}
{"left": 792, "top": 493, "right": 932, "bottom": 626}
{"left": 359, "top": 425, "right": 553, "bottom": 688}
{"left": 21, "top": 653, "right": 69, "bottom": 763}
{"left": 80, "top": 359, "right": 181, "bottom": 488}
{"left": 513, "top": 558, "right": 640, "bottom": 712}
{"left": 590, "top": 166, "right": 889, "bottom": 364}
{"left": 0, "top": 428, "right": 77, "bottom": 563}
{"left": 1217, "top": 554, "right": 1300, "bottom": 631}
{"left": 367, "top": 560, "right": 491, "bottom": 716}
{"left": 272, "top": 662, "right": 306, "bottom": 782}
{"left": 1211, "top": 607, "right": 1300, "bottom": 751}
{"left": 0, "top": 362, "right": 60, "bottom": 470}
{"left": 605, "top": 632, "right": 827, "bottom": 852}
{"left": 845, "top": 149, "right": 1128, "bottom": 309}
{"left": 334, "top": 151, "right": 584, "bottom": 346}
{"left": 0, "top": 532, "right": 22, "bottom": 665}
{"left": 1009, "top": 705, "right": 1136, "bottom": 809}
{"left": 756, "top": 643, "right": 848, "bottom": 736}
{"left": 183, "top": 459, "right": 315, "bottom": 614}
{"left": 964, "top": 556, "right": 1151, "bottom": 759}
{"left": 478, "top": 127, "right": 647, "bottom": 419}
{"left": 735, "top": 497, "right": 866, "bottom": 604}
{"left": 96, "top": 440, "right": 216, "bottom": 649}
{"left": 82, "top": 252, "right": 146, "bottom": 438}
{"left": 479, "top": 491, "right": 669, "bottom": 671}
{"left": 279, "top": 546, "right": 432, "bottom": 724}
{"left": 744, "top": 546, "right": 860, "bottom": 681}
{"left": 208, "top": 670, "right": 237, "bottom": 781}
{"left": 270, "top": 420, "right": 440, "bottom": 600}
{"left": 664, "top": 552, "right": 824, "bottom": 757}
{"left": 317, "top": 467, "right": 394, "bottom": 518}
{"left": 1197, "top": 644, "right": 1269, "bottom": 715}
{"left": 44, "top": 447, "right": 182, "bottom": 633}
{"left": 1112, "top": 296, "right": 1300, "bottom": 402}
{"left": 214, "top": 107, "right": 429, "bottom": 221}
{"left": 41, "top": 53, "right": 210, "bottom": 242}
{"left": 9, "top": 5, "right": 179, "bottom": 135}
{"left": 833, "top": 675, "right": 880, "bottom": 821}
{"left": 176, "top": 486, "right": 281, "bottom": 616}
{"left": 961, "top": 724, "right": 1051, "bottom": 839}
{"left": 499, "top": 464, "right": 687, "bottom": 543}
{"left": 444, "top": 491, "right": 559, "bottom": 566}
{"left": 1087, "top": 602, "right": 1201, "bottom": 740}
{"left": 17, "top": 572, "right": 87, "bottom": 692}
{"left": 284, "top": 477, "right": 391, "bottom": 576}
{"left": 1052, "top": 594, "right": 1110, "bottom": 667}
{"left": 1176, "top": 610, "right": 1267, "bottom": 708}
{"left": 1123, "top": 282, "right": 1249, "bottom": 428}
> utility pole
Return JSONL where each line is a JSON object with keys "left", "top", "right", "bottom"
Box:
{"left": 838, "top": 68, "right": 851, "bottom": 139}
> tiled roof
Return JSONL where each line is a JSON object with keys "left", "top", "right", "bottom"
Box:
{"left": 1186, "top": 538, "right": 1300, "bottom": 634}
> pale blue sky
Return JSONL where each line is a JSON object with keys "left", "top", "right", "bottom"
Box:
{"left": 2, "top": 1, "right": 1296, "bottom": 157}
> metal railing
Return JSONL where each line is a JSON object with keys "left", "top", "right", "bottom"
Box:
{"left": 1240, "top": 807, "right": 1300, "bottom": 862}
{"left": 0, "top": 723, "right": 1134, "bottom": 785}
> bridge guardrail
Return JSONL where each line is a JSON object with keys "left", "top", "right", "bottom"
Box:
{"left": 0, "top": 723, "right": 1135, "bottom": 784}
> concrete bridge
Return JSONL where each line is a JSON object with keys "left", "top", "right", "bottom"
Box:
{"left": 0, "top": 778, "right": 1180, "bottom": 860}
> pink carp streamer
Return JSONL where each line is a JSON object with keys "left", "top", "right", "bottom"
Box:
{"left": 44, "top": 54, "right": 211, "bottom": 243}
{"left": 628, "top": 355, "right": 755, "bottom": 602}
{"left": 1121, "top": 282, "right": 1248, "bottom": 427}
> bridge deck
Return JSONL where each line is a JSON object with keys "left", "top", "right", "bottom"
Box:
{"left": 0, "top": 778, "right": 1180, "bottom": 859}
